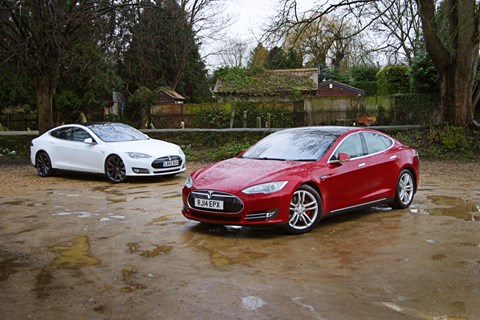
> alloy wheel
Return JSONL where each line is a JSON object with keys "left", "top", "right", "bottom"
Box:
{"left": 105, "top": 155, "right": 126, "bottom": 183}
{"left": 35, "top": 151, "right": 52, "bottom": 177}
{"left": 288, "top": 186, "right": 320, "bottom": 233}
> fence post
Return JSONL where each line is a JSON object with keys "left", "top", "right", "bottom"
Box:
{"left": 266, "top": 113, "right": 271, "bottom": 128}
{"left": 230, "top": 107, "right": 235, "bottom": 128}
{"left": 256, "top": 116, "right": 262, "bottom": 128}
{"left": 243, "top": 111, "right": 247, "bottom": 128}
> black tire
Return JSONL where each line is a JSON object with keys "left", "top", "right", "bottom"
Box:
{"left": 105, "top": 155, "right": 127, "bottom": 183}
{"left": 285, "top": 185, "right": 322, "bottom": 235}
{"left": 35, "top": 151, "right": 53, "bottom": 177}
{"left": 392, "top": 169, "right": 415, "bottom": 209}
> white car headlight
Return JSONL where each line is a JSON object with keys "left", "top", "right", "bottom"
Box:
{"left": 242, "top": 181, "right": 288, "bottom": 194}
{"left": 126, "top": 152, "right": 152, "bottom": 159}
{"left": 184, "top": 176, "right": 193, "bottom": 188}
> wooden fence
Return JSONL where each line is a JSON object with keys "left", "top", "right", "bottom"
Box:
{"left": 0, "top": 114, "right": 37, "bottom": 131}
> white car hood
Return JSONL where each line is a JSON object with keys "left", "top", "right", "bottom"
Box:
{"left": 105, "top": 139, "right": 181, "bottom": 157}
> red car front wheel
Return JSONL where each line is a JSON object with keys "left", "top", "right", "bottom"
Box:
{"left": 286, "top": 185, "right": 322, "bottom": 234}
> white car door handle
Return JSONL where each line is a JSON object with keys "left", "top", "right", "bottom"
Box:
{"left": 358, "top": 163, "right": 366, "bottom": 167}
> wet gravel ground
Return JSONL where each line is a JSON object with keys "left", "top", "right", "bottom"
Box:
{"left": 0, "top": 159, "right": 479, "bottom": 319}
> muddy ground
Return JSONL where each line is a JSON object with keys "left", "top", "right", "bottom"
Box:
{"left": 0, "top": 160, "right": 479, "bottom": 320}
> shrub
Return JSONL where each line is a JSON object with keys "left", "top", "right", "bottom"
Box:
{"left": 377, "top": 65, "right": 410, "bottom": 95}
{"left": 190, "top": 106, "right": 230, "bottom": 128}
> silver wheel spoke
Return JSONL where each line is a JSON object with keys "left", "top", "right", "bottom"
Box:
{"left": 301, "top": 212, "right": 313, "bottom": 224}
{"left": 304, "top": 202, "right": 317, "bottom": 211}
{"left": 289, "top": 212, "right": 300, "bottom": 225}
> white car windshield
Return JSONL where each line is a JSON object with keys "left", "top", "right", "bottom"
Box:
{"left": 87, "top": 123, "right": 148, "bottom": 142}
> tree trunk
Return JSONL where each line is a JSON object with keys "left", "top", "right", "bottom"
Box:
{"left": 440, "top": 63, "right": 476, "bottom": 126}
{"left": 34, "top": 76, "right": 56, "bottom": 134}
{"left": 417, "top": 0, "right": 480, "bottom": 127}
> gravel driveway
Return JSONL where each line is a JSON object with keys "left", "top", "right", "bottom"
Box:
{"left": 1, "top": 159, "right": 479, "bottom": 319}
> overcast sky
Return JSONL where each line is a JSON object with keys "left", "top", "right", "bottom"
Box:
{"left": 225, "top": 0, "right": 316, "bottom": 41}
{"left": 204, "top": 0, "right": 316, "bottom": 69}
{"left": 226, "top": 0, "right": 273, "bottom": 41}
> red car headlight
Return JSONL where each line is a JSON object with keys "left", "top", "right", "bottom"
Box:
{"left": 241, "top": 181, "right": 288, "bottom": 194}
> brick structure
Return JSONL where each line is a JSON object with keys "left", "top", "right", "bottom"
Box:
{"left": 318, "top": 81, "right": 365, "bottom": 97}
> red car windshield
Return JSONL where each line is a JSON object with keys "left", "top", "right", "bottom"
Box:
{"left": 242, "top": 128, "right": 344, "bottom": 161}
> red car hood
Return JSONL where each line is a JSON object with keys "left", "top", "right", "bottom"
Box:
{"left": 191, "top": 157, "right": 313, "bottom": 193}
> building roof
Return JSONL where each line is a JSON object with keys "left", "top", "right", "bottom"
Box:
{"left": 318, "top": 80, "right": 365, "bottom": 96}
{"left": 214, "top": 68, "right": 319, "bottom": 96}
{"left": 159, "top": 88, "right": 185, "bottom": 101}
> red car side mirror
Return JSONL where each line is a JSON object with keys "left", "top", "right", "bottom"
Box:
{"left": 338, "top": 152, "right": 351, "bottom": 162}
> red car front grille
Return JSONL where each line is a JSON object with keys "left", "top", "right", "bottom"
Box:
{"left": 188, "top": 211, "right": 241, "bottom": 223}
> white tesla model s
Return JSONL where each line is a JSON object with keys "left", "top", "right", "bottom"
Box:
{"left": 30, "top": 122, "right": 186, "bottom": 183}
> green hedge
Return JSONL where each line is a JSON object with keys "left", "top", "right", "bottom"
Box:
{"left": 377, "top": 66, "right": 410, "bottom": 95}
{"left": 389, "top": 94, "right": 441, "bottom": 125}
{"left": 2, "top": 126, "right": 479, "bottom": 162}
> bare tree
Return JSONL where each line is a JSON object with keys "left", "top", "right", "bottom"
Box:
{"left": 278, "top": 13, "right": 364, "bottom": 71}
{"left": 175, "top": 0, "right": 230, "bottom": 86}
{"left": 216, "top": 38, "right": 250, "bottom": 67}
{"left": 284, "top": 18, "right": 335, "bottom": 67}
{"left": 270, "top": 0, "right": 480, "bottom": 127}
{"left": 366, "top": 0, "right": 422, "bottom": 66}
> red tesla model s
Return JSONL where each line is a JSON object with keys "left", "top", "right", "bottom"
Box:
{"left": 182, "top": 126, "right": 419, "bottom": 234}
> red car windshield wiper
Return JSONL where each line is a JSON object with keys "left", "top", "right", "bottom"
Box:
{"left": 256, "top": 157, "right": 286, "bottom": 161}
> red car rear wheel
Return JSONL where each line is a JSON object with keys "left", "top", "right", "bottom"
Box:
{"left": 393, "top": 169, "right": 415, "bottom": 209}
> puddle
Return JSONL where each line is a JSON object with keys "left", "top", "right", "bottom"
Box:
{"left": 432, "top": 253, "right": 448, "bottom": 261}
{"left": 34, "top": 235, "right": 101, "bottom": 298}
{"left": 140, "top": 245, "right": 174, "bottom": 258}
{"left": 2, "top": 200, "right": 26, "bottom": 206}
{"left": 163, "top": 194, "right": 181, "bottom": 199}
{"left": 425, "top": 196, "right": 480, "bottom": 221}
{"left": 127, "top": 242, "right": 139, "bottom": 254}
{"left": 148, "top": 215, "right": 179, "bottom": 225}
{"left": 52, "top": 211, "right": 100, "bottom": 218}
{"left": 106, "top": 197, "right": 128, "bottom": 203}
{"left": 183, "top": 228, "right": 271, "bottom": 267}
{"left": 0, "top": 254, "right": 27, "bottom": 282}
{"left": 151, "top": 216, "right": 171, "bottom": 223}
{"left": 99, "top": 214, "right": 126, "bottom": 222}
{"left": 52, "top": 210, "right": 125, "bottom": 222}
{"left": 27, "top": 202, "right": 45, "bottom": 207}
{"left": 242, "top": 295, "right": 265, "bottom": 310}
{"left": 51, "top": 235, "right": 101, "bottom": 270}
{"left": 16, "top": 228, "right": 33, "bottom": 234}
{"left": 120, "top": 265, "right": 146, "bottom": 293}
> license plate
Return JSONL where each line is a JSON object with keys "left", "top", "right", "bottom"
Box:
{"left": 195, "top": 198, "right": 224, "bottom": 210}
{"left": 162, "top": 160, "right": 179, "bottom": 167}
